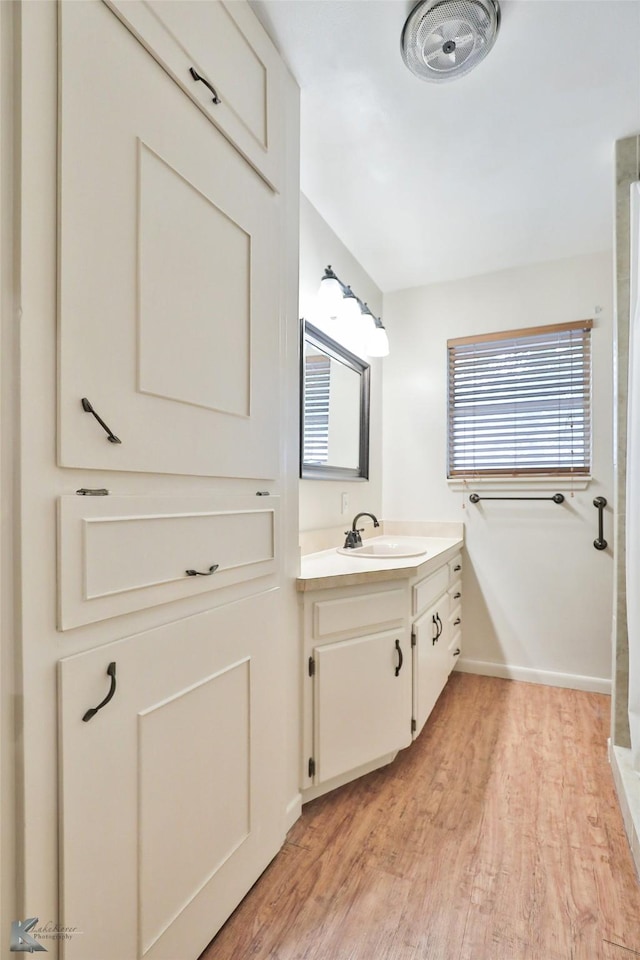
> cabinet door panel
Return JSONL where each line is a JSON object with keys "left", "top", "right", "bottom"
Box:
{"left": 314, "top": 629, "right": 411, "bottom": 783}
{"left": 58, "top": 1, "right": 279, "bottom": 479}
{"left": 58, "top": 591, "right": 284, "bottom": 960}
{"left": 106, "top": 0, "right": 285, "bottom": 191}
{"left": 413, "top": 598, "right": 450, "bottom": 736}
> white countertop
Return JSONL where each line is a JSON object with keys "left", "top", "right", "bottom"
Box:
{"left": 296, "top": 536, "right": 463, "bottom": 592}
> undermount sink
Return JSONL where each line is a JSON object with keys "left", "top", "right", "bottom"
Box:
{"left": 336, "top": 537, "right": 429, "bottom": 559}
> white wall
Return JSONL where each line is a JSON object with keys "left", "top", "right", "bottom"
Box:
{"left": 383, "top": 252, "right": 614, "bottom": 690}
{"left": 299, "top": 193, "right": 383, "bottom": 533}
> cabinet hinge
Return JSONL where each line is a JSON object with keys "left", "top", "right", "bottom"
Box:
{"left": 411, "top": 718, "right": 417, "bottom": 733}
{"left": 308, "top": 656, "right": 316, "bottom": 677}
{"left": 308, "top": 757, "right": 316, "bottom": 778}
{"left": 411, "top": 630, "right": 416, "bottom": 648}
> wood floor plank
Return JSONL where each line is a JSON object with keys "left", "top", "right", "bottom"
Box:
{"left": 200, "top": 674, "right": 640, "bottom": 960}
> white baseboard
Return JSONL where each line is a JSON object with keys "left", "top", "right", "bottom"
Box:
{"left": 284, "top": 792, "right": 302, "bottom": 833}
{"left": 609, "top": 743, "right": 640, "bottom": 880}
{"left": 455, "top": 657, "right": 611, "bottom": 695}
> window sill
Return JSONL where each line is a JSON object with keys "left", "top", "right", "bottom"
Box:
{"left": 447, "top": 476, "right": 592, "bottom": 492}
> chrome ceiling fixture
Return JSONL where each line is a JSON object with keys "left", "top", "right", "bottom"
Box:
{"left": 401, "top": 0, "right": 500, "bottom": 83}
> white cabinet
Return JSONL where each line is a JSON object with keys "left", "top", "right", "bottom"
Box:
{"left": 300, "top": 550, "right": 463, "bottom": 799}
{"left": 106, "top": 0, "right": 285, "bottom": 191}
{"left": 411, "top": 553, "right": 463, "bottom": 738}
{"left": 314, "top": 629, "right": 412, "bottom": 783}
{"left": 58, "top": 0, "right": 281, "bottom": 480}
{"left": 302, "top": 584, "right": 411, "bottom": 793}
{"left": 58, "top": 591, "right": 284, "bottom": 960}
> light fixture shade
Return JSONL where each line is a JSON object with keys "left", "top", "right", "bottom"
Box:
{"left": 368, "top": 325, "right": 390, "bottom": 357}
{"left": 317, "top": 275, "right": 343, "bottom": 316}
{"left": 339, "top": 292, "right": 362, "bottom": 322}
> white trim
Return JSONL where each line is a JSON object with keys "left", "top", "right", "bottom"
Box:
{"left": 455, "top": 658, "right": 611, "bottom": 695}
{"left": 284, "top": 793, "right": 302, "bottom": 833}
{"left": 609, "top": 743, "right": 640, "bottom": 880}
{"left": 448, "top": 476, "right": 591, "bottom": 491}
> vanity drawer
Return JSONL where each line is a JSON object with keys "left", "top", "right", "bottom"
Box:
{"left": 312, "top": 589, "right": 406, "bottom": 642}
{"left": 58, "top": 494, "right": 278, "bottom": 629}
{"left": 413, "top": 565, "right": 449, "bottom": 618}
{"left": 448, "top": 554, "right": 463, "bottom": 585}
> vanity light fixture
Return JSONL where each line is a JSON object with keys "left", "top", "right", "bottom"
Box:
{"left": 317, "top": 265, "right": 390, "bottom": 357}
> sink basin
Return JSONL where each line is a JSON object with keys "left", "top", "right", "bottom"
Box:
{"left": 336, "top": 537, "right": 429, "bottom": 559}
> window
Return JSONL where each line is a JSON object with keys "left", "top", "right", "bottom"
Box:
{"left": 447, "top": 320, "right": 592, "bottom": 478}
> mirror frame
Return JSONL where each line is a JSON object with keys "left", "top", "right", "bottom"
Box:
{"left": 300, "top": 320, "right": 370, "bottom": 481}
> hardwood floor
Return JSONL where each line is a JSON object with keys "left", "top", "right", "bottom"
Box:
{"left": 201, "top": 673, "right": 640, "bottom": 960}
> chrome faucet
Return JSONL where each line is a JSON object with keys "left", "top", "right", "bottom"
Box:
{"left": 343, "top": 512, "right": 380, "bottom": 549}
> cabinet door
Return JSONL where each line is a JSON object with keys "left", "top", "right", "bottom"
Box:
{"left": 106, "top": 0, "right": 285, "bottom": 191}
{"left": 313, "top": 629, "right": 411, "bottom": 784}
{"left": 413, "top": 594, "right": 451, "bottom": 736}
{"left": 58, "top": 591, "right": 284, "bottom": 960}
{"left": 58, "top": 0, "right": 280, "bottom": 479}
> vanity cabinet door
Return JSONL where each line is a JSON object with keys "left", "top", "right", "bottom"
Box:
{"left": 412, "top": 593, "right": 451, "bottom": 737}
{"left": 312, "top": 629, "right": 412, "bottom": 784}
{"left": 58, "top": 0, "right": 280, "bottom": 480}
{"left": 58, "top": 590, "right": 284, "bottom": 960}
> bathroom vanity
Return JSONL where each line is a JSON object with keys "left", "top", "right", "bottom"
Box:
{"left": 297, "top": 535, "right": 463, "bottom": 800}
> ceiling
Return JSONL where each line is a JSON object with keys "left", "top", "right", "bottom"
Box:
{"left": 250, "top": 0, "right": 640, "bottom": 292}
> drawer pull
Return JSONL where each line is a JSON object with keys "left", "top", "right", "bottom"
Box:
{"left": 453, "top": 591, "right": 461, "bottom": 599}
{"left": 81, "top": 397, "right": 122, "bottom": 444}
{"left": 394, "top": 638, "right": 404, "bottom": 677}
{"left": 453, "top": 648, "right": 461, "bottom": 657}
{"left": 82, "top": 662, "right": 117, "bottom": 722}
{"left": 453, "top": 564, "right": 461, "bottom": 572}
{"left": 185, "top": 564, "right": 219, "bottom": 577}
{"left": 453, "top": 617, "right": 461, "bottom": 626}
{"left": 189, "top": 66, "right": 222, "bottom": 105}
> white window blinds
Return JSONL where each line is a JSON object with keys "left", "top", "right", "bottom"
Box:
{"left": 303, "top": 354, "right": 331, "bottom": 464}
{"left": 447, "top": 320, "right": 592, "bottom": 478}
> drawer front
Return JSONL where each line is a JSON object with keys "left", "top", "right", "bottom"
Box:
{"left": 413, "top": 564, "right": 449, "bottom": 618}
{"left": 58, "top": 494, "right": 278, "bottom": 629}
{"left": 106, "top": 0, "right": 284, "bottom": 191}
{"left": 448, "top": 554, "right": 463, "bottom": 585}
{"left": 313, "top": 589, "right": 406, "bottom": 642}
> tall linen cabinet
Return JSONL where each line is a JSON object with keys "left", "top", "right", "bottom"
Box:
{"left": 2, "top": 2, "right": 301, "bottom": 958}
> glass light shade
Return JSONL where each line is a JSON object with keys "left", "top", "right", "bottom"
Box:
{"left": 368, "top": 325, "right": 390, "bottom": 357}
{"left": 339, "top": 293, "right": 363, "bottom": 322}
{"left": 317, "top": 276, "right": 343, "bottom": 316}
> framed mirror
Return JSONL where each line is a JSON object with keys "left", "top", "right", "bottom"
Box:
{"left": 300, "top": 321, "right": 370, "bottom": 480}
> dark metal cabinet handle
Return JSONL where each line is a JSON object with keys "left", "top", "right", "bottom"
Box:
{"left": 453, "top": 648, "right": 461, "bottom": 657}
{"left": 432, "top": 614, "right": 438, "bottom": 645}
{"left": 82, "top": 662, "right": 117, "bottom": 722}
{"left": 453, "top": 618, "right": 461, "bottom": 626}
{"left": 81, "top": 397, "right": 121, "bottom": 443}
{"left": 189, "top": 67, "right": 221, "bottom": 104}
{"left": 436, "top": 613, "right": 443, "bottom": 638}
{"left": 185, "top": 564, "right": 219, "bottom": 577}
{"left": 593, "top": 497, "right": 608, "bottom": 551}
{"left": 394, "top": 639, "right": 404, "bottom": 677}
{"left": 453, "top": 564, "right": 462, "bottom": 572}
{"left": 453, "top": 592, "right": 461, "bottom": 599}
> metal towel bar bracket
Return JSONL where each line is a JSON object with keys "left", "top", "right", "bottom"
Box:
{"left": 469, "top": 493, "right": 565, "bottom": 504}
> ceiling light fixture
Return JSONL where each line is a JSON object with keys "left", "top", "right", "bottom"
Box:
{"left": 401, "top": 0, "right": 500, "bottom": 84}
{"left": 317, "top": 265, "right": 389, "bottom": 357}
